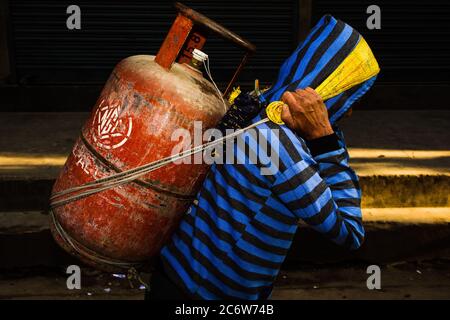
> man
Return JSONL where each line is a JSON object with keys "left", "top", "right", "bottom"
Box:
{"left": 147, "top": 15, "right": 373, "bottom": 300}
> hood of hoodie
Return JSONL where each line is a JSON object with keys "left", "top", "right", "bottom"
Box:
{"left": 261, "top": 15, "right": 379, "bottom": 124}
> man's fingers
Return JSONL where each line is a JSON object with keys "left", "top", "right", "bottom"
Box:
{"left": 298, "top": 87, "right": 321, "bottom": 100}
{"left": 282, "top": 92, "right": 302, "bottom": 113}
{"left": 281, "top": 91, "right": 294, "bottom": 103}
{"left": 295, "top": 89, "right": 314, "bottom": 104}
{"left": 295, "top": 88, "right": 308, "bottom": 98}
{"left": 304, "top": 87, "right": 317, "bottom": 94}
{"left": 301, "top": 88, "right": 324, "bottom": 111}
{"left": 281, "top": 91, "right": 296, "bottom": 105}
{"left": 305, "top": 87, "right": 322, "bottom": 101}
{"left": 281, "top": 104, "right": 295, "bottom": 128}
{"left": 282, "top": 91, "right": 305, "bottom": 106}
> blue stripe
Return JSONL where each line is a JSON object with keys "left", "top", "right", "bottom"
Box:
{"left": 263, "top": 196, "right": 297, "bottom": 222}
{"left": 270, "top": 22, "right": 338, "bottom": 101}
{"left": 299, "top": 188, "right": 333, "bottom": 218}
{"left": 161, "top": 246, "right": 198, "bottom": 294}
{"left": 179, "top": 223, "right": 272, "bottom": 288}
{"left": 332, "top": 188, "right": 360, "bottom": 199}
{"left": 236, "top": 239, "right": 285, "bottom": 263}
{"left": 254, "top": 212, "right": 297, "bottom": 233}
{"left": 187, "top": 218, "right": 277, "bottom": 276}
{"left": 263, "top": 16, "right": 331, "bottom": 99}
{"left": 197, "top": 196, "right": 242, "bottom": 240}
{"left": 330, "top": 75, "right": 378, "bottom": 123}
{"left": 245, "top": 223, "right": 293, "bottom": 249}
{"left": 222, "top": 164, "right": 271, "bottom": 196}
{"left": 172, "top": 234, "right": 253, "bottom": 299}
{"left": 316, "top": 209, "right": 338, "bottom": 233}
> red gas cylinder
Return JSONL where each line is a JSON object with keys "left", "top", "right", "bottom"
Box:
{"left": 49, "top": 3, "right": 255, "bottom": 271}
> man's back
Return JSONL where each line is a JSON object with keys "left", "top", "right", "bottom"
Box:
{"left": 160, "top": 110, "right": 364, "bottom": 299}
{"left": 155, "top": 14, "right": 377, "bottom": 300}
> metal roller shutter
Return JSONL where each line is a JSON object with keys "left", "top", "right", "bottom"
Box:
{"left": 8, "top": 0, "right": 298, "bottom": 87}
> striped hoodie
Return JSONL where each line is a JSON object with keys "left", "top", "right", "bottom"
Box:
{"left": 160, "top": 15, "right": 376, "bottom": 300}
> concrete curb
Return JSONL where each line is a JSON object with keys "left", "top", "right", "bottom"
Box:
{"left": 1, "top": 175, "right": 449, "bottom": 211}
{"left": 1, "top": 208, "right": 449, "bottom": 269}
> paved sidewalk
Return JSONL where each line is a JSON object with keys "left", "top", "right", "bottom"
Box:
{"left": 0, "top": 110, "right": 449, "bottom": 179}
{"left": 1, "top": 260, "right": 449, "bottom": 300}
{"left": 0, "top": 110, "right": 449, "bottom": 298}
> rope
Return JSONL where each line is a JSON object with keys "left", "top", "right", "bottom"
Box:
{"left": 50, "top": 118, "right": 270, "bottom": 208}
{"left": 203, "top": 56, "right": 228, "bottom": 113}
{"left": 51, "top": 209, "right": 151, "bottom": 289}
{"left": 50, "top": 209, "right": 139, "bottom": 268}
{"left": 49, "top": 53, "right": 272, "bottom": 274}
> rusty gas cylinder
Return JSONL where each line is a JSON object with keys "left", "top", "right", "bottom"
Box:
{"left": 49, "top": 3, "right": 255, "bottom": 271}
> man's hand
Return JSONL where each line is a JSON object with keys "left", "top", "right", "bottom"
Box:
{"left": 281, "top": 88, "right": 334, "bottom": 140}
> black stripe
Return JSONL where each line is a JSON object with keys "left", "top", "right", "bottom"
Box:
{"left": 344, "top": 220, "right": 364, "bottom": 244}
{"left": 343, "top": 220, "right": 365, "bottom": 248}
{"left": 325, "top": 90, "right": 351, "bottom": 119}
{"left": 232, "top": 163, "right": 272, "bottom": 188}
{"left": 196, "top": 206, "right": 238, "bottom": 246}
{"left": 165, "top": 240, "right": 238, "bottom": 299}
{"left": 320, "top": 164, "right": 346, "bottom": 178}
{"left": 210, "top": 175, "right": 258, "bottom": 220}
{"left": 278, "top": 19, "right": 329, "bottom": 92}
{"left": 215, "top": 165, "right": 266, "bottom": 206}
{"left": 343, "top": 227, "right": 356, "bottom": 249}
{"left": 176, "top": 228, "right": 267, "bottom": 295}
{"left": 251, "top": 219, "right": 295, "bottom": 241}
{"left": 264, "top": 121, "right": 301, "bottom": 169}
{"left": 285, "top": 28, "right": 360, "bottom": 96}
{"left": 160, "top": 254, "right": 203, "bottom": 300}
{"left": 200, "top": 188, "right": 247, "bottom": 232}
{"left": 340, "top": 211, "right": 363, "bottom": 224}
{"left": 183, "top": 216, "right": 276, "bottom": 282}
{"left": 302, "top": 198, "right": 334, "bottom": 226}
{"left": 336, "top": 197, "right": 361, "bottom": 207}
{"left": 316, "top": 151, "right": 347, "bottom": 164}
{"left": 238, "top": 127, "right": 287, "bottom": 174}
{"left": 234, "top": 133, "right": 265, "bottom": 170}
{"left": 259, "top": 203, "right": 298, "bottom": 225}
{"left": 331, "top": 179, "right": 359, "bottom": 191}
{"left": 247, "top": 126, "right": 284, "bottom": 174}
{"left": 288, "top": 180, "right": 328, "bottom": 210}
{"left": 241, "top": 232, "right": 289, "bottom": 256}
{"left": 234, "top": 246, "right": 281, "bottom": 270}
{"left": 327, "top": 84, "right": 362, "bottom": 119}
{"left": 325, "top": 215, "right": 343, "bottom": 239}
{"left": 199, "top": 191, "right": 245, "bottom": 233}
{"left": 184, "top": 215, "right": 282, "bottom": 278}
{"left": 309, "top": 28, "right": 360, "bottom": 89}
{"left": 306, "top": 133, "right": 341, "bottom": 157}
{"left": 272, "top": 165, "right": 317, "bottom": 195}
{"left": 303, "top": 20, "right": 346, "bottom": 78}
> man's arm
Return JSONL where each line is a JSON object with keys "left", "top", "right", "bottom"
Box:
{"left": 272, "top": 88, "right": 364, "bottom": 250}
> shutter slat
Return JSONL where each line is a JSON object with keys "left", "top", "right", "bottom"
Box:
{"left": 10, "top": 0, "right": 297, "bottom": 86}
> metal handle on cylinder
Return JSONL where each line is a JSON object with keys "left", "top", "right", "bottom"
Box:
{"left": 155, "top": 2, "right": 256, "bottom": 97}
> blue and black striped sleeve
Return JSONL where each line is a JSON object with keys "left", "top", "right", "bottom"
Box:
{"left": 272, "top": 132, "right": 364, "bottom": 250}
